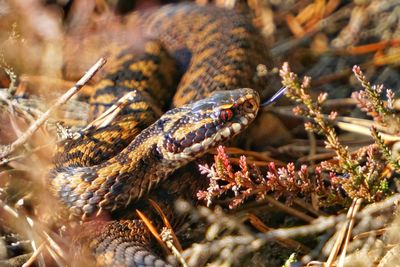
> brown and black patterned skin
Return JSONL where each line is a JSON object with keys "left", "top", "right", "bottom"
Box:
{"left": 54, "top": 41, "right": 179, "bottom": 168}
{"left": 143, "top": 4, "right": 269, "bottom": 106}
{"left": 72, "top": 220, "right": 165, "bottom": 267}
{"left": 49, "top": 3, "right": 271, "bottom": 266}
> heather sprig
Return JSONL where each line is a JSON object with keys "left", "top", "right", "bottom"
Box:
{"left": 370, "top": 126, "right": 400, "bottom": 171}
{"left": 198, "top": 64, "right": 395, "bottom": 209}
{"left": 323, "top": 145, "right": 390, "bottom": 201}
{"left": 280, "top": 63, "right": 360, "bottom": 180}
{"left": 198, "top": 146, "right": 257, "bottom": 209}
{"left": 197, "top": 146, "right": 344, "bottom": 208}
{"left": 280, "top": 62, "right": 390, "bottom": 202}
{"left": 352, "top": 65, "right": 400, "bottom": 132}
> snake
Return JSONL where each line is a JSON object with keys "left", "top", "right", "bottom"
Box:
{"left": 48, "top": 3, "right": 272, "bottom": 266}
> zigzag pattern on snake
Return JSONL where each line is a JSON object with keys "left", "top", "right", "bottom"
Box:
{"left": 49, "top": 3, "right": 272, "bottom": 266}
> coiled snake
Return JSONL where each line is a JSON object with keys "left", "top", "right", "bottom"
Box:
{"left": 49, "top": 3, "right": 272, "bottom": 266}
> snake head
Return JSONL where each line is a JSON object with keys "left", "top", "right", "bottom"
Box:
{"left": 158, "top": 88, "right": 259, "bottom": 160}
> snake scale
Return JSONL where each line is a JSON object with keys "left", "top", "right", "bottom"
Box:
{"left": 49, "top": 3, "right": 272, "bottom": 266}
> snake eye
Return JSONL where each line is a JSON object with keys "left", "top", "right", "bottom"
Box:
{"left": 219, "top": 109, "right": 233, "bottom": 121}
{"left": 243, "top": 99, "right": 257, "bottom": 113}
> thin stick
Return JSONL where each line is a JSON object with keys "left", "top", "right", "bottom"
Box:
{"left": 22, "top": 243, "right": 45, "bottom": 267}
{"left": 264, "top": 194, "right": 400, "bottom": 240}
{"left": 337, "top": 121, "right": 400, "bottom": 141}
{"left": 326, "top": 199, "right": 357, "bottom": 266}
{"left": 263, "top": 195, "right": 315, "bottom": 223}
{"left": 84, "top": 91, "right": 137, "bottom": 130}
{"left": 161, "top": 228, "right": 188, "bottom": 267}
{"left": 338, "top": 198, "right": 363, "bottom": 267}
{"left": 353, "top": 228, "right": 388, "bottom": 240}
{"left": 0, "top": 142, "right": 53, "bottom": 167}
{"left": 246, "top": 213, "right": 310, "bottom": 254}
{"left": 294, "top": 198, "right": 327, "bottom": 217}
{"left": 0, "top": 58, "right": 107, "bottom": 159}
{"left": 183, "top": 194, "right": 400, "bottom": 265}
{"left": 148, "top": 199, "right": 183, "bottom": 251}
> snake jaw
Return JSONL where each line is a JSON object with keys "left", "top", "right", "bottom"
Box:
{"left": 159, "top": 88, "right": 259, "bottom": 161}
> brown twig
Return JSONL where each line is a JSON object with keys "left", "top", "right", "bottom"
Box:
{"left": 0, "top": 142, "right": 53, "bottom": 167}
{"left": 136, "top": 209, "right": 171, "bottom": 255}
{"left": 353, "top": 228, "right": 388, "bottom": 240}
{"left": 338, "top": 198, "right": 363, "bottom": 267}
{"left": 18, "top": 74, "right": 95, "bottom": 97}
{"left": 284, "top": 194, "right": 390, "bottom": 236}
{"left": 0, "top": 57, "right": 106, "bottom": 160}
{"left": 246, "top": 213, "right": 310, "bottom": 254}
{"left": 326, "top": 198, "right": 362, "bottom": 266}
{"left": 84, "top": 91, "right": 137, "bottom": 130}
{"left": 210, "top": 147, "right": 284, "bottom": 164}
{"left": 22, "top": 243, "right": 45, "bottom": 267}
{"left": 263, "top": 195, "right": 315, "bottom": 223}
{"left": 148, "top": 198, "right": 183, "bottom": 252}
{"left": 182, "top": 194, "right": 400, "bottom": 265}
{"left": 264, "top": 192, "right": 394, "bottom": 238}
{"left": 294, "top": 198, "right": 327, "bottom": 217}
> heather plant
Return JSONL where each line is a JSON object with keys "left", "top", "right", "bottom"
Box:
{"left": 199, "top": 63, "right": 396, "bottom": 209}
{"left": 352, "top": 66, "right": 400, "bottom": 133}
{"left": 197, "top": 146, "right": 346, "bottom": 208}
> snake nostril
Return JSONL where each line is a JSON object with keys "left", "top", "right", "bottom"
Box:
{"left": 243, "top": 99, "right": 257, "bottom": 113}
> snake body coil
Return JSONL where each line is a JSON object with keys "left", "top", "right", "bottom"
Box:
{"left": 49, "top": 3, "right": 271, "bottom": 266}
{"left": 51, "top": 89, "right": 259, "bottom": 219}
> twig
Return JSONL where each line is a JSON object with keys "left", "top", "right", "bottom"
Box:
{"left": 263, "top": 195, "right": 315, "bottom": 223}
{"left": 0, "top": 199, "right": 46, "bottom": 266}
{"left": 136, "top": 209, "right": 171, "bottom": 255}
{"left": 161, "top": 228, "right": 188, "bottom": 267}
{"left": 270, "top": 3, "right": 352, "bottom": 56}
{"left": 22, "top": 243, "right": 45, "bottom": 267}
{"left": 84, "top": 91, "right": 138, "bottom": 130}
{"left": 353, "top": 228, "right": 387, "bottom": 240}
{"left": 294, "top": 198, "right": 327, "bottom": 217}
{"left": 326, "top": 198, "right": 358, "bottom": 266}
{"left": 338, "top": 198, "right": 363, "bottom": 267}
{"left": 0, "top": 57, "right": 106, "bottom": 159}
{"left": 0, "top": 142, "right": 53, "bottom": 167}
{"left": 246, "top": 213, "right": 310, "bottom": 254}
{"left": 337, "top": 121, "right": 400, "bottom": 141}
{"left": 42, "top": 231, "right": 68, "bottom": 265}
{"left": 264, "top": 193, "right": 399, "bottom": 240}
{"left": 44, "top": 244, "right": 67, "bottom": 267}
{"left": 19, "top": 74, "right": 95, "bottom": 96}
{"left": 183, "top": 194, "right": 400, "bottom": 265}
{"left": 148, "top": 199, "right": 183, "bottom": 251}
{"left": 213, "top": 147, "right": 287, "bottom": 166}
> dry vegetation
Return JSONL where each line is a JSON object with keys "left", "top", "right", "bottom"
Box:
{"left": 1, "top": 0, "right": 400, "bottom": 266}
